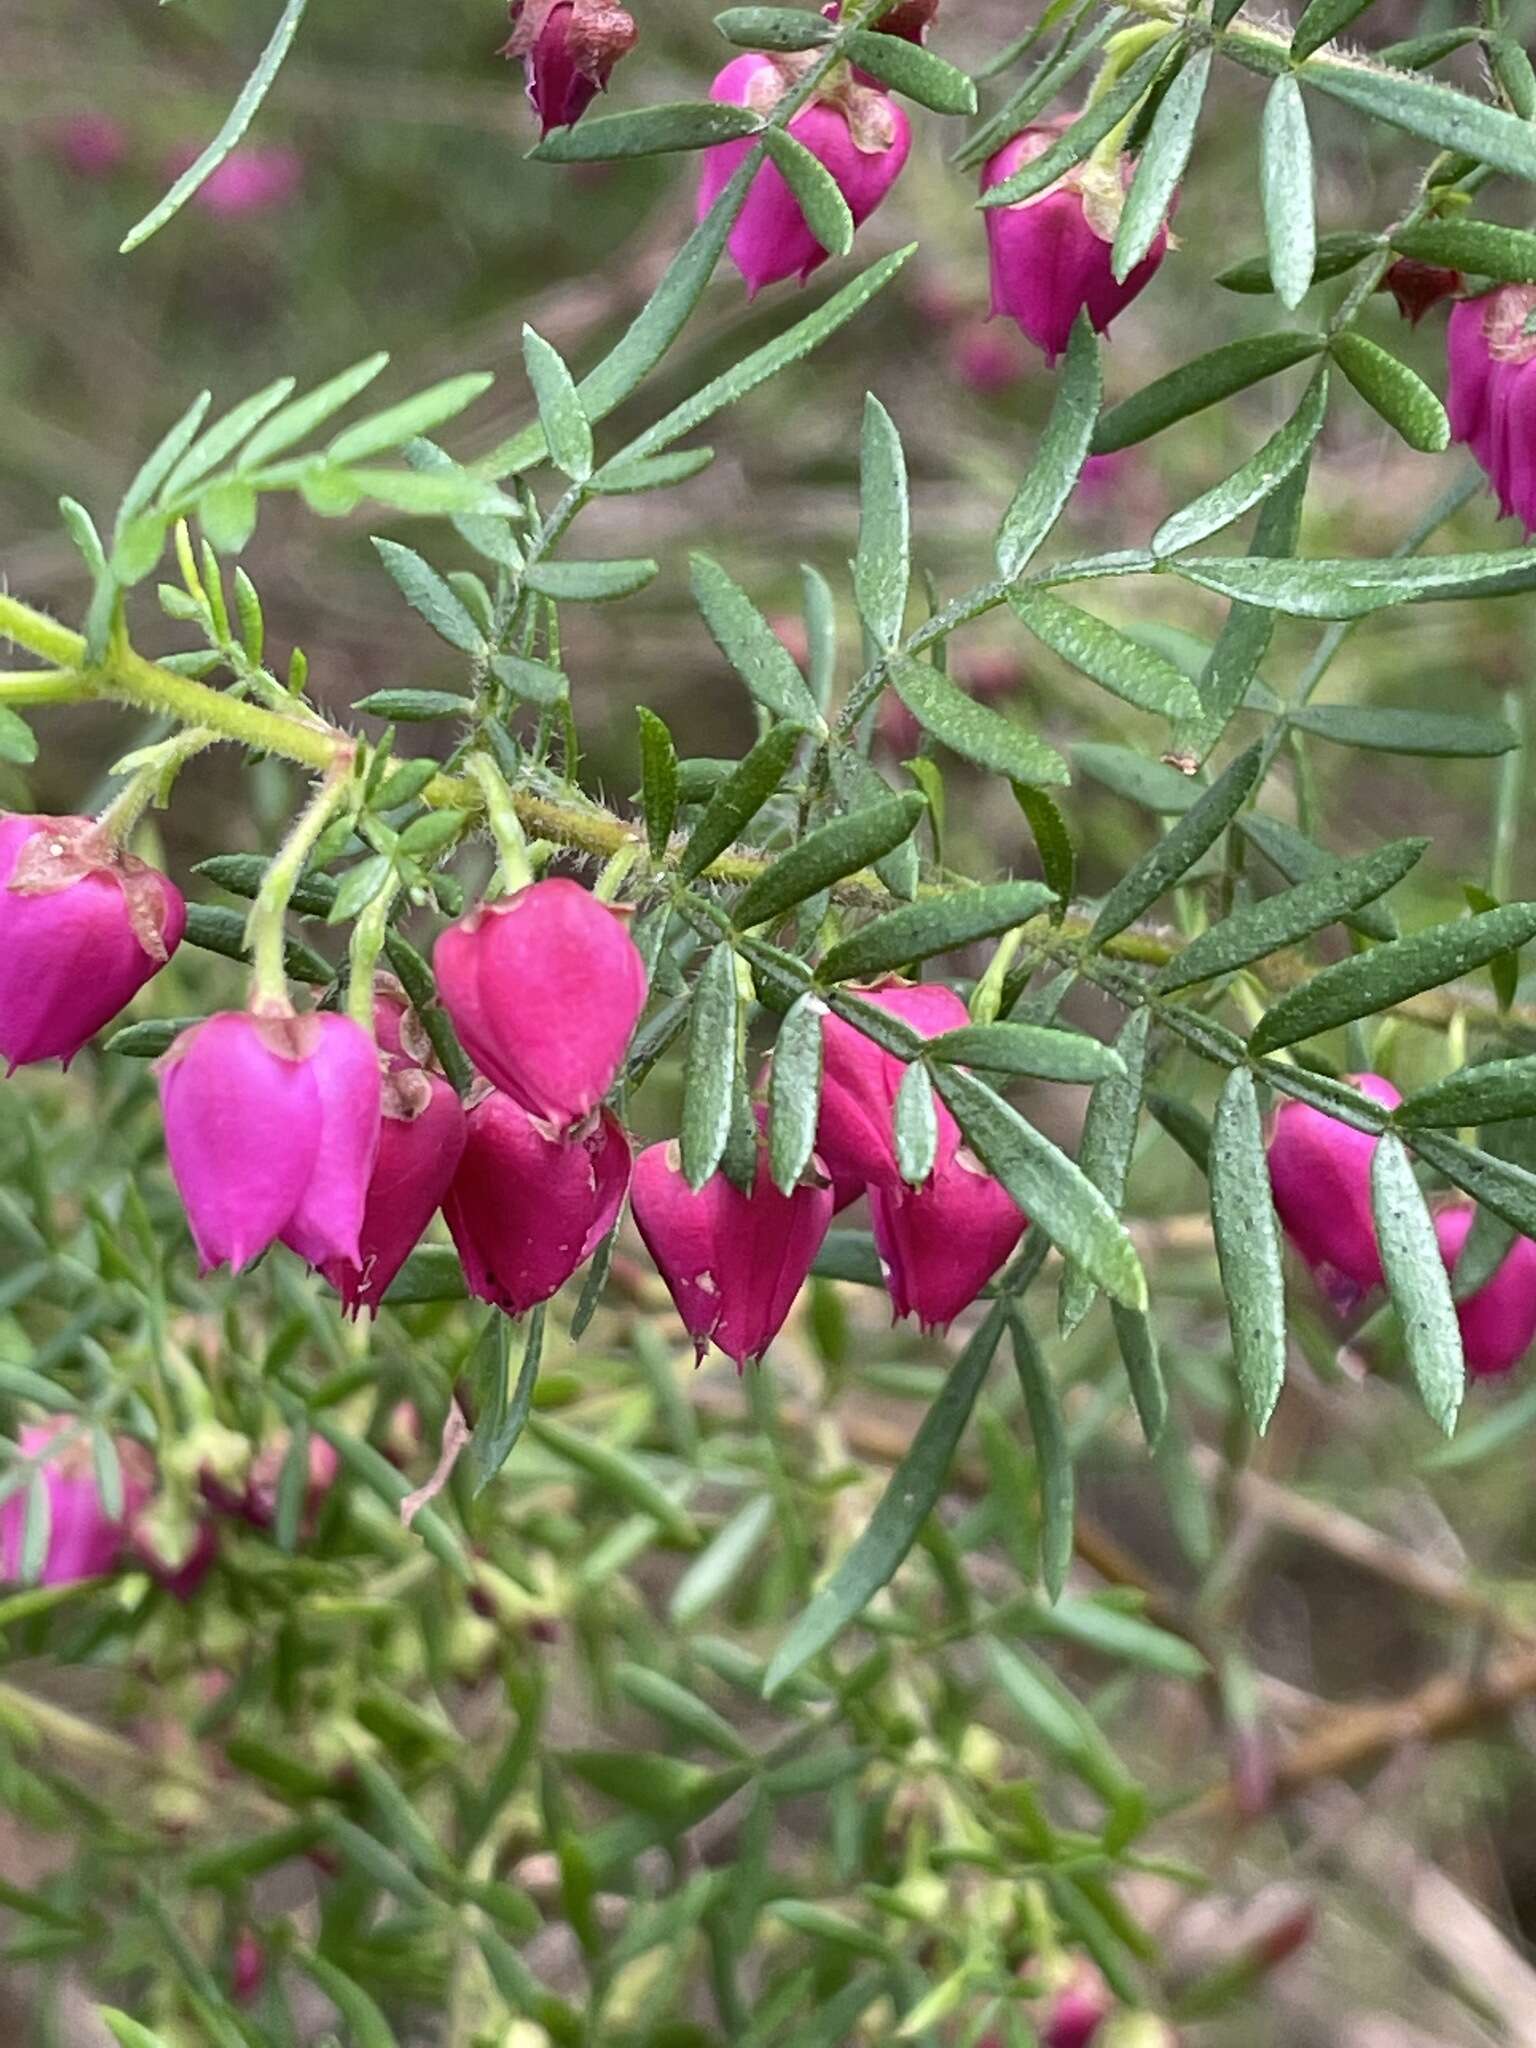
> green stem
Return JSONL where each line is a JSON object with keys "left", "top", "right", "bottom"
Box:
{"left": 248, "top": 763, "right": 355, "bottom": 1006}
{"left": 348, "top": 878, "right": 402, "bottom": 1033}
{"left": 466, "top": 753, "right": 536, "bottom": 894}
{"left": 0, "top": 669, "right": 94, "bottom": 706}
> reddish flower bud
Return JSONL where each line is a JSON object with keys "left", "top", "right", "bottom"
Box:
{"left": 869, "top": 1147, "right": 1027, "bottom": 1332}
{"left": 1266, "top": 1074, "right": 1401, "bottom": 1300}
{"left": 1433, "top": 1204, "right": 1536, "bottom": 1378}
{"left": 1042, "top": 1963, "right": 1114, "bottom": 2048}
{"left": 231, "top": 1929, "right": 267, "bottom": 2007}
{"left": 53, "top": 113, "right": 128, "bottom": 180}
{"left": 982, "top": 130, "right": 1169, "bottom": 365}
{"left": 503, "top": 0, "right": 638, "bottom": 136}
{"left": 131, "top": 1516, "right": 218, "bottom": 1601}
{"left": 169, "top": 144, "right": 302, "bottom": 219}
{"left": 435, "top": 879, "right": 646, "bottom": 1131}
{"left": 816, "top": 979, "right": 970, "bottom": 1189}
{"left": 320, "top": 1066, "right": 467, "bottom": 1317}
{"left": 0, "top": 814, "right": 185, "bottom": 1070}
{"left": 158, "top": 1011, "right": 382, "bottom": 1275}
{"left": 697, "top": 55, "right": 911, "bottom": 295}
{"left": 823, "top": 0, "right": 940, "bottom": 41}
{"left": 1385, "top": 257, "right": 1461, "bottom": 326}
{"left": 1, "top": 1420, "right": 153, "bottom": 1586}
{"left": 631, "top": 1138, "right": 834, "bottom": 1367}
{"left": 444, "top": 1090, "right": 631, "bottom": 1315}
{"left": 242, "top": 1433, "right": 341, "bottom": 1530}
{"left": 1448, "top": 287, "right": 1536, "bottom": 531}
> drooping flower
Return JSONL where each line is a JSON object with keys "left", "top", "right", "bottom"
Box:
{"left": 435, "top": 879, "right": 647, "bottom": 1131}
{"left": 0, "top": 813, "right": 185, "bottom": 1071}
{"left": 157, "top": 1010, "right": 382, "bottom": 1274}
{"left": 631, "top": 1137, "right": 834, "bottom": 1367}
{"left": 1266, "top": 1074, "right": 1401, "bottom": 1301}
{"left": 502, "top": 0, "right": 638, "bottom": 136}
{"left": 869, "top": 1146, "right": 1027, "bottom": 1331}
{"left": 1433, "top": 1204, "right": 1536, "bottom": 1378}
{"left": 443, "top": 1090, "right": 631, "bottom": 1316}
{"left": 982, "top": 127, "right": 1169, "bottom": 365}
{"left": 1447, "top": 286, "right": 1536, "bottom": 530}
{"left": 697, "top": 54, "right": 911, "bottom": 294}
{"left": 320, "top": 1066, "right": 467, "bottom": 1317}
{"left": 816, "top": 978, "right": 970, "bottom": 1190}
{"left": 176, "top": 144, "right": 303, "bottom": 219}
{"left": 1041, "top": 1962, "right": 1114, "bottom": 2048}
{"left": 1385, "top": 257, "right": 1460, "bottom": 327}
{"left": 0, "top": 1419, "right": 153, "bottom": 1586}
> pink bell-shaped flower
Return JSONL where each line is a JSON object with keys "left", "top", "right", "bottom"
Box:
{"left": 1433, "top": 1204, "right": 1536, "bottom": 1378}
{"left": 502, "top": 0, "right": 638, "bottom": 136}
{"left": 320, "top": 1066, "right": 467, "bottom": 1317}
{"left": 1, "top": 1419, "right": 154, "bottom": 1586}
{"left": 0, "top": 813, "right": 185, "bottom": 1071}
{"left": 1267, "top": 1074, "right": 1401, "bottom": 1302}
{"left": 1447, "top": 286, "right": 1536, "bottom": 531}
{"left": 697, "top": 54, "right": 911, "bottom": 295}
{"left": 630, "top": 1137, "right": 834, "bottom": 1368}
{"left": 157, "top": 1010, "right": 382, "bottom": 1275}
{"left": 444, "top": 1089, "right": 631, "bottom": 1316}
{"left": 982, "top": 128, "right": 1169, "bottom": 366}
{"left": 869, "top": 1146, "right": 1027, "bottom": 1332}
{"left": 1042, "top": 1963, "right": 1113, "bottom": 2048}
{"left": 816, "top": 978, "right": 970, "bottom": 1190}
{"left": 435, "top": 879, "right": 647, "bottom": 1131}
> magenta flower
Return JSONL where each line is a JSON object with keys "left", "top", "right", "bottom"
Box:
{"left": 816, "top": 979, "right": 970, "bottom": 1190}
{"left": 1266, "top": 1074, "right": 1401, "bottom": 1301}
{"left": 321, "top": 1066, "right": 467, "bottom": 1317}
{"left": 982, "top": 128, "right": 1169, "bottom": 365}
{"left": 444, "top": 1090, "right": 631, "bottom": 1315}
{"left": 1434, "top": 1204, "right": 1536, "bottom": 1378}
{"left": 1, "top": 1420, "right": 153, "bottom": 1586}
{"left": 435, "top": 879, "right": 647, "bottom": 1131}
{"left": 157, "top": 1010, "right": 382, "bottom": 1275}
{"left": 178, "top": 145, "right": 303, "bottom": 220}
{"left": 869, "top": 1147, "right": 1027, "bottom": 1332}
{"left": 502, "top": 0, "right": 638, "bottom": 135}
{"left": 630, "top": 1137, "right": 834, "bottom": 1368}
{"left": 53, "top": 113, "right": 128, "bottom": 180}
{"left": 1448, "top": 287, "right": 1536, "bottom": 530}
{"left": 697, "top": 54, "right": 911, "bottom": 295}
{"left": 823, "top": 0, "right": 940, "bottom": 42}
{"left": 0, "top": 813, "right": 185, "bottom": 1071}
{"left": 1042, "top": 1964, "right": 1113, "bottom": 2048}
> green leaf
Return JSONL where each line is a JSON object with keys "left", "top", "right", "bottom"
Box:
{"left": 342, "top": 466, "right": 517, "bottom": 517}
{"left": 682, "top": 944, "right": 740, "bottom": 1189}
{"left": 1113, "top": 49, "right": 1210, "bottom": 281}
{"left": 1111, "top": 1301, "right": 1168, "bottom": 1446}
{"left": 1288, "top": 704, "right": 1517, "bottom": 756}
{"left": 524, "top": 558, "right": 658, "bottom": 602}
{"left": 980, "top": 39, "right": 1176, "bottom": 208}
{"left": 926, "top": 1021, "right": 1124, "bottom": 1085}
{"left": 159, "top": 377, "right": 297, "bottom": 501}
{"left": 470, "top": 1308, "right": 545, "bottom": 1493}
{"left": 670, "top": 1493, "right": 778, "bottom": 1623}
{"left": 1171, "top": 546, "right": 1536, "bottom": 619}
{"left": 1371, "top": 1133, "right": 1465, "bottom": 1434}
{"left": 715, "top": 6, "right": 837, "bottom": 49}
{"left": 1074, "top": 743, "right": 1202, "bottom": 813}
{"left": 637, "top": 707, "right": 680, "bottom": 860}
{"left": 353, "top": 688, "right": 472, "bottom": 722}
{"left": 819, "top": 880, "right": 1056, "bottom": 982}
{"left": 1290, "top": 0, "right": 1374, "bottom": 60}
{"left": 763, "top": 129, "right": 855, "bottom": 258}
{"left": 1209, "top": 1069, "right": 1288, "bottom": 1432}
{"left": 769, "top": 994, "right": 825, "bottom": 1195}
{"left": 614, "top": 1666, "right": 753, "bottom": 1761}
{"left": 1152, "top": 367, "right": 1328, "bottom": 558}
{"left": 842, "top": 29, "right": 978, "bottom": 113}
{"left": 99, "top": 2013, "right": 173, "bottom": 2048}
{"left": 521, "top": 329, "right": 593, "bottom": 481}
{"left": 679, "top": 722, "right": 806, "bottom": 882}
{"left": 111, "top": 513, "right": 170, "bottom": 587}
{"left": 489, "top": 652, "right": 569, "bottom": 705}
{"left": 1237, "top": 810, "right": 1398, "bottom": 941}
{"left": 1391, "top": 217, "right": 1536, "bottom": 282}
{"left": 1009, "top": 589, "right": 1200, "bottom": 722}
{"left": 327, "top": 372, "right": 494, "bottom": 465}
{"left": 1092, "top": 333, "right": 1325, "bottom": 455}
{"left": 119, "top": 0, "right": 310, "bottom": 251}
{"left": 933, "top": 1066, "right": 1146, "bottom": 1309}
{"left": 888, "top": 654, "right": 1068, "bottom": 787}
{"left": 1059, "top": 1009, "right": 1151, "bottom": 1336}
{"left": 0, "top": 707, "right": 39, "bottom": 766}
{"left": 1215, "top": 229, "right": 1379, "bottom": 295}
{"left": 833, "top": 749, "right": 920, "bottom": 900}
{"left": 1259, "top": 75, "right": 1316, "bottom": 309}
{"left": 997, "top": 315, "right": 1101, "bottom": 580}
{"left": 304, "top": 1411, "right": 470, "bottom": 1579}
{"left": 238, "top": 353, "right": 391, "bottom": 470}
{"left": 1413, "top": 1129, "right": 1536, "bottom": 1241}
{"left": 1250, "top": 902, "right": 1536, "bottom": 1053}
{"left": 1090, "top": 742, "right": 1262, "bottom": 943}
{"left": 1396, "top": 1057, "right": 1536, "bottom": 1129}
{"left": 894, "top": 1060, "right": 939, "bottom": 1186}
{"left": 1303, "top": 55, "right": 1536, "bottom": 184}
{"left": 592, "top": 447, "right": 717, "bottom": 495}
{"left": 528, "top": 1415, "right": 700, "bottom": 1546}
{"left": 531, "top": 101, "right": 764, "bottom": 160}
{"left": 763, "top": 1303, "right": 1005, "bottom": 1696}
{"left": 1014, "top": 784, "right": 1077, "bottom": 916}
{"left": 197, "top": 478, "right": 258, "bottom": 554}
{"left": 1154, "top": 836, "right": 1427, "bottom": 991}
{"left": 294, "top": 1954, "right": 399, "bottom": 2048}
{"left": 325, "top": 853, "right": 394, "bottom": 926}
{"left": 734, "top": 795, "right": 925, "bottom": 929}
{"left": 1330, "top": 331, "right": 1449, "bottom": 453}
{"left": 854, "top": 394, "right": 910, "bottom": 651}
{"left": 1008, "top": 1308, "right": 1074, "bottom": 1602}
{"left": 690, "top": 555, "right": 826, "bottom": 731}
{"left": 372, "top": 537, "right": 487, "bottom": 654}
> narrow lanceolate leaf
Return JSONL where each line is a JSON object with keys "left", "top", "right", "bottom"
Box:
{"left": 833, "top": 749, "right": 919, "bottom": 900}
{"left": 715, "top": 6, "right": 838, "bottom": 51}
{"left": 530, "top": 101, "right": 764, "bottom": 161}
{"left": 734, "top": 795, "right": 926, "bottom": 929}
{"left": 1075, "top": 743, "right": 1203, "bottom": 813}
{"left": 1113, "top": 1302, "right": 1168, "bottom": 1447}
{"left": 1372, "top": 1133, "right": 1465, "bottom": 1435}
{"left": 1209, "top": 1069, "right": 1288, "bottom": 1432}
{"left": 1260, "top": 76, "right": 1316, "bottom": 309}
{"left": 1092, "top": 333, "right": 1325, "bottom": 455}
{"left": 670, "top": 1493, "right": 779, "bottom": 1625}
{"left": 1390, "top": 217, "right": 1536, "bottom": 282}
{"left": 239, "top": 354, "right": 391, "bottom": 470}
{"left": 1288, "top": 704, "right": 1518, "bottom": 757}
{"left": 1302, "top": 57, "right": 1536, "bottom": 185}
{"left": 1154, "top": 837, "right": 1428, "bottom": 992}
{"left": 854, "top": 396, "right": 910, "bottom": 651}
{"left": 769, "top": 994, "right": 825, "bottom": 1194}
{"left": 1009, "top": 1308, "right": 1074, "bottom": 1602}
{"left": 1238, "top": 811, "right": 1398, "bottom": 942}
{"left": 372, "top": 538, "right": 487, "bottom": 655}
{"left": 682, "top": 945, "right": 740, "bottom": 1190}
{"left": 762, "top": 1303, "right": 1006, "bottom": 1696}
{"left": 490, "top": 653, "right": 568, "bottom": 706}
{"left": 636, "top": 707, "right": 680, "bottom": 860}
{"left": 926, "top": 1022, "right": 1124, "bottom": 1086}
{"left": 996, "top": 315, "right": 1101, "bottom": 580}
{"left": 1250, "top": 902, "right": 1536, "bottom": 1054}
{"left": 1059, "top": 1010, "right": 1151, "bottom": 1336}
{"left": 933, "top": 1066, "right": 1147, "bottom": 1310}
{"left": 1396, "top": 1057, "right": 1536, "bottom": 1130}
{"left": 1330, "top": 332, "right": 1449, "bottom": 453}
{"left": 818, "top": 880, "right": 1056, "bottom": 983}
{"left": 522, "top": 328, "right": 593, "bottom": 481}
{"left": 1090, "top": 742, "right": 1263, "bottom": 944}
{"left": 326, "top": 373, "right": 495, "bottom": 465}
{"left": 980, "top": 39, "right": 1176, "bottom": 208}
{"left": 679, "top": 721, "right": 806, "bottom": 882}
{"left": 1291, "top": 0, "right": 1374, "bottom": 60}
{"left": 690, "top": 554, "right": 826, "bottom": 732}
{"left": 470, "top": 1309, "right": 545, "bottom": 1493}
{"left": 524, "top": 558, "right": 658, "bottom": 601}
{"left": 1171, "top": 547, "right": 1536, "bottom": 619}
{"left": 894, "top": 1061, "right": 939, "bottom": 1186}
{"left": 888, "top": 654, "right": 1068, "bottom": 787}
{"left": 1009, "top": 590, "right": 1200, "bottom": 723}
{"left": 842, "top": 29, "right": 978, "bottom": 114}
{"left": 1113, "top": 49, "right": 1211, "bottom": 281}
{"left": 763, "top": 129, "right": 854, "bottom": 257}
{"left": 0, "top": 710, "right": 38, "bottom": 766}
{"left": 1153, "top": 368, "right": 1328, "bottom": 558}
{"left": 1014, "top": 784, "right": 1077, "bottom": 915}
{"left": 1215, "top": 228, "right": 1379, "bottom": 295}
{"left": 1412, "top": 1129, "right": 1536, "bottom": 1242}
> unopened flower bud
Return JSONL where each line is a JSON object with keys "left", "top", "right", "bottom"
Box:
{"left": 817, "top": 979, "right": 970, "bottom": 1190}
{"left": 0, "top": 814, "right": 185, "bottom": 1070}
{"left": 231, "top": 1929, "right": 266, "bottom": 2006}
{"left": 503, "top": 0, "right": 638, "bottom": 136}
{"left": 1266, "top": 1074, "right": 1400, "bottom": 1300}
{"left": 321, "top": 1066, "right": 467, "bottom": 1317}
{"left": 240, "top": 1432, "right": 341, "bottom": 1531}
{"left": 53, "top": 113, "right": 128, "bottom": 179}
{"left": 1042, "top": 1961, "right": 1114, "bottom": 2048}
{"left": 869, "top": 1146, "right": 1027, "bottom": 1332}
{"left": 824, "top": 0, "right": 940, "bottom": 41}
{"left": 1385, "top": 257, "right": 1461, "bottom": 326}
{"left": 1434, "top": 1204, "right": 1536, "bottom": 1377}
